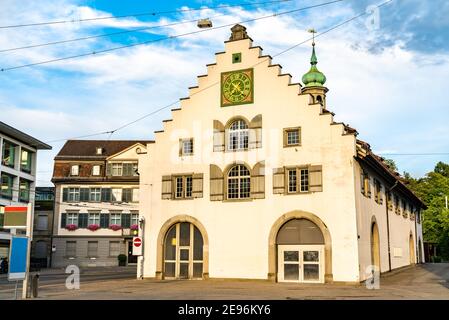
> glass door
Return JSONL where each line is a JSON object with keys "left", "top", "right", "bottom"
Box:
{"left": 164, "top": 222, "right": 204, "bottom": 280}
{"left": 277, "top": 245, "right": 301, "bottom": 282}
{"left": 278, "top": 245, "right": 324, "bottom": 283}
{"left": 301, "top": 246, "right": 323, "bottom": 283}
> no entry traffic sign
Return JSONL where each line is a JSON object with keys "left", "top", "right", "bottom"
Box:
{"left": 132, "top": 237, "right": 142, "bottom": 256}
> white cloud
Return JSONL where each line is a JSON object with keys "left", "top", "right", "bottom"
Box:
{"left": 1, "top": 0, "right": 448, "bottom": 182}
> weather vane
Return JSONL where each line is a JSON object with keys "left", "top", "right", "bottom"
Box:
{"left": 308, "top": 28, "right": 317, "bottom": 46}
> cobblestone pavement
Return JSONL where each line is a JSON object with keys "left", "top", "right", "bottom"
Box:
{"left": 1, "top": 264, "right": 449, "bottom": 300}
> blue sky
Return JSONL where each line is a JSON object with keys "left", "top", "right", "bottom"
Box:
{"left": 0, "top": 0, "right": 448, "bottom": 186}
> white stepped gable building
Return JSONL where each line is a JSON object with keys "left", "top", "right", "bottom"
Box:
{"left": 139, "top": 24, "right": 425, "bottom": 283}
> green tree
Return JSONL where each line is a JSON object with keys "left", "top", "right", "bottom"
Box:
{"left": 406, "top": 162, "right": 449, "bottom": 259}
{"left": 383, "top": 158, "right": 398, "bottom": 172}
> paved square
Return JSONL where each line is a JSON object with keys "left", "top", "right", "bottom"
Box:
{"left": 1, "top": 264, "right": 448, "bottom": 300}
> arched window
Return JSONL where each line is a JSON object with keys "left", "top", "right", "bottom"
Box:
{"left": 227, "top": 119, "right": 248, "bottom": 151}
{"left": 227, "top": 164, "right": 250, "bottom": 199}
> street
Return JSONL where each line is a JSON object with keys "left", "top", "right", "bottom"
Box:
{"left": 0, "top": 266, "right": 137, "bottom": 299}
{"left": 1, "top": 264, "right": 449, "bottom": 300}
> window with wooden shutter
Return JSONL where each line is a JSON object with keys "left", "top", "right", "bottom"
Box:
{"left": 62, "top": 188, "right": 68, "bottom": 202}
{"left": 80, "top": 188, "right": 90, "bottom": 202}
{"left": 251, "top": 161, "right": 265, "bottom": 199}
{"left": 273, "top": 167, "right": 285, "bottom": 194}
{"left": 360, "top": 171, "right": 366, "bottom": 195}
{"left": 60, "top": 213, "right": 67, "bottom": 228}
{"left": 106, "top": 163, "right": 112, "bottom": 176}
{"left": 162, "top": 175, "right": 173, "bottom": 199}
{"left": 121, "top": 213, "right": 131, "bottom": 228}
{"left": 100, "top": 213, "right": 109, "bottom": 228}
{"left": 210, "top": 164, "right": 224, "bottom": 201}
{"left": 101, "top": 188, "right": 111, "bottom": 202}
{"left": 122, "top": 189, "right": 132, "bottom": 202}
{"left": 249, "top": 114, "right": 262, "bottom": 149}
{"left": 213, "top": 120, "right": 225, "bottom": 152}
{"left": 192, "top": 173, "right": 204, "bottom": 198}
{"left": 78, "top": 213, "right": 88, "bottom": 228}
{"left": 387, "top": 192, "right": 393, "bottom": 210}
{"left": 308, "top": 165, "right": 323, "bottom": 192}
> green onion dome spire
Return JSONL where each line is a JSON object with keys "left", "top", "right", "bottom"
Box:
{"left": 302, "top": 43, "right": 326, "bottom": 87}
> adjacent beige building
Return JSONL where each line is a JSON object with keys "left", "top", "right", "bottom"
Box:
{"left": 51, "top": 140, "right": 152, "bottom": 267}
{"left": 138, "top": 25, "right": 425, "bottom": 283}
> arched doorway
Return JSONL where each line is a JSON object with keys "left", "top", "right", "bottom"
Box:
{"left": 370, "top": 222, "right": 381, "bottom": 271}
{"left": 409, "top": 234, "right": 415, "bottom": 264}
{"left": 276, "top": 218, "right": 325, "bottom": 283}
{"left": 163, "top": 222, "right": 204, "bottom": 280}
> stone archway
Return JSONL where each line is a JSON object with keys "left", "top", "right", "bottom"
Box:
{"left": 156, "top": 215, "right": 209, "bottom": 280}
{"left": 370, "top": 217, "right": 381, "bottom": 271}
{"left": 268, "top": 210, "right": 333, "bottom": 282}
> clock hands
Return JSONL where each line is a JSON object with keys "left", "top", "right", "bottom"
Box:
{"left": 231, "top": 82, "right": 242, "bottom": 95}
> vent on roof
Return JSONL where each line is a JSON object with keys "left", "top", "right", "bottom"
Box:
{"left": 96, "top": 147, "right": 103, "bottom": 155}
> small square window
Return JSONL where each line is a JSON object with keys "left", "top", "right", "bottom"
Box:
{"left": 180, "top": 139, "right": 194, "bottom": 156}
{"left": 284, "top": 127, "right": 301, "bottom": 147}
{"left": 232, "top": 53, "right": 242, "bottom": 64}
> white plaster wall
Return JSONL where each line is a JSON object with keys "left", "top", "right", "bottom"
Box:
{"left": 354, "top": 163, "right": 422, "bottom": 281}
{"left": 140, "top": 38, "right": 361, "bottom": 282}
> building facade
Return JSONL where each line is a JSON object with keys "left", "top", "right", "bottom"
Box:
{"left": 31, "top": 187, "right": 55, "bottom": 268}
{"left": 51, "top": 140, "right": 152, "bottom": 268}
{"left": 0, "top": 121, "right": 51, "bottom": 260}
{"left": 138, "top": 25, "right": 426, "bottom": 284}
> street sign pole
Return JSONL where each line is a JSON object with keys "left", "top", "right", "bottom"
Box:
{"left": 136, "top": 217, "right": 145, "bottom": 279}
{"left": 21, "top": 203, "right": 32, "bottom": 299}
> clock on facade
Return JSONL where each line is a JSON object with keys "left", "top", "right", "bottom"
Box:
{"left": 221, "top": 68, "right": 254, "bottom": 107}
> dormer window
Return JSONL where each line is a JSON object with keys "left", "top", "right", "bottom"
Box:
{"left": 71, "top": 165, "right": 79, "bottom": 176}
{"left": 92, "top": 165, "right": 100, "bottom": 176}
{"left": 96, "top": 147, "right": 103, "bottom": 155}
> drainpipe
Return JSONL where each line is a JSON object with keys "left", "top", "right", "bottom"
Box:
{"left": 386, "top": 181, "right": 399, "bottom": 272}
{"left": 414, "top": 209, "right": 418, "bottom": 264}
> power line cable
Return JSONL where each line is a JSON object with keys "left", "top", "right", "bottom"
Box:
{"left": 34, "top": 0, "right": 391, "bottom": 145}
{"left": 0, "top": 0, "right": 293, "bottom": 53}
{"left": 0, "top": 0, "right": 293, "bottom": 29}
{"left": 54, "top": 0, "right": 393, "bottom": 142}
{"left": 0, "top": 0, "right": 346, "bottom": 72}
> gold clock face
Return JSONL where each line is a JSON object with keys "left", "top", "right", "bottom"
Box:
{"left": 221, "top": 68, "right": 253, "bottom": 107}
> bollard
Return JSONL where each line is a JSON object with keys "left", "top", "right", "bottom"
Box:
{"left": 32, "top": 274, "right": 39, "bottom": 298}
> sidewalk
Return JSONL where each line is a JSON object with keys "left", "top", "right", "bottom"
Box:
{"left": 1, "top": 265, "right": 137, "bottom": 278}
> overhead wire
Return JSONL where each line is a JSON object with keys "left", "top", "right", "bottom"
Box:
{"left": 0, "top": 0, "right": 346, "bottom": 72}
{"left": 0, "top": 0, "right": 295, "bottom": 53}
{"left": 44, "top": 0, "right": 392, "bottom": 143}
{"left": 0, "top": 0, "right": 293, "bottom": 29}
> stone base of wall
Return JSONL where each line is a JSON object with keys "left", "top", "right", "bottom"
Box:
{"left": 51, "top": 237, "right": 128, "bottom": 268}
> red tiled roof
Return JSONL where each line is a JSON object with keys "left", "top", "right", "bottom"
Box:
{"left": 55, "top": 140, "right": 153, "bottom": 159}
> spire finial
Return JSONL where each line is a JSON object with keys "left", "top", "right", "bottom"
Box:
{"left": 302, "top": 28, "right": 326, "bottom": 87}
{"left": 308, "top": 28, "right": 317, "bottom": 46}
